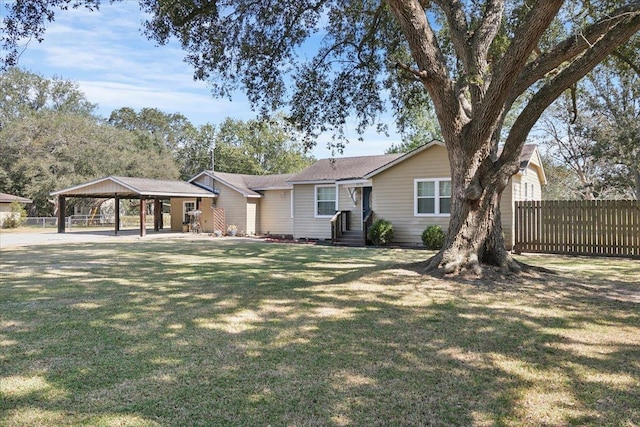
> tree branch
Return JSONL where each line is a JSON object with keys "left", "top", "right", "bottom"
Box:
{"left": 502, "top": 12, "right": 640, "bottom": 169}
{"left": 477, "top": 0, "right": 563, "bottom": 144}
{"left": 613, "top": 49, "right": 640, "bottom": 75}
{"left": 432, "top": 0, "right": 470, "bottom": 66}
{"left": 511, "top": 2, "right": 640, "bottom": 102}
{"left": 386, "top": 0, "right": 453, "bottom": 104}
{"left": 470, "top": 0, "right": 504, "bottom": 64}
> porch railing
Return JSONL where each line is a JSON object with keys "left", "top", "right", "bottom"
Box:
{"left": 330, "top": 210, "right": 351, "bottom": 243}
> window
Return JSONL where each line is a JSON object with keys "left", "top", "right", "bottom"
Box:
{"left": 184, "top": 201, "right": 195, "bottom": 223}
{"left": 415, "top": 179, "right": 451, "bottom": 216}
{"left": 315, "top": 185, "right": 337, "bottom": 217}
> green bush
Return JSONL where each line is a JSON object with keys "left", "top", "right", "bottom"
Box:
{"left": 368, "top": 219, "right": 394, "bottom": 246}
{"left": 421, "top": 225, "right": 445, "bottom": 249}
{"left": 2, "top": 201, "right": 27, "bottom": 229}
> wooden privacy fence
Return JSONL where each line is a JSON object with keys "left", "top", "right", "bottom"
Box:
{"left": 514, "top": 200, "right": 640, "bottom": 258}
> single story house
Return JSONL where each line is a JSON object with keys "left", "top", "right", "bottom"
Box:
{"left": 179, "top": 141, "right": 546, "bottom": 249}
{"left": 0, "top": 192, "right": 32, "bottom": 227}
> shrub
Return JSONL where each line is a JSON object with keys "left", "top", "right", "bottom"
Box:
{"left": 2, "top": 201, "right": 27, "bottom": 229}
{"left": 368, "top": 219, "right": 394, "bottom": 246}
{"left": 421, "top": 225, "right": 445, "bottom": 249}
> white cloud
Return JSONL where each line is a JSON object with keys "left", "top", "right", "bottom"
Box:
{"left": 77, "top": 80, "right": 253, "bottom": 123}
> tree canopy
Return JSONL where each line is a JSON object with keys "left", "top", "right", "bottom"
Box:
{"left": 211, "top": 117, "right": 315, "bottom": 176}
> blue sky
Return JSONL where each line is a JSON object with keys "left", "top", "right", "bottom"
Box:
{"left": 4, "top": 1, "right": 402, "bottom": 158}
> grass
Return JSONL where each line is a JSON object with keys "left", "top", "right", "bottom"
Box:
{"left": 1, "top": 239, "right": 638, "bottom": 426}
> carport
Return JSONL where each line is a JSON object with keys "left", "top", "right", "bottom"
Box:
{"left": 51, "top": 176, "right": 217, "bottom": 237}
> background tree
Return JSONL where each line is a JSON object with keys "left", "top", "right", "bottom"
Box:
{"left": 177, "top": 123, "right": 216, "bottom": 180}
{"left": 0, "top": 68, "right": 96, "bottom": 128}
{"left": 0, "top": 111, "right": 180, "bottom": 215}
{"left": 539, "top": 43, "right": 640, "bottom": 200}
{"left": 386, "top": 103, "right": 442, "bottom": 154}
{"left": 585, "top": 60, "right": 640, "bottom": 199}
{"left": 3, "top": 1, "right": 640, "bottom": 274}
{"left": 539, "top": 154, "right": 582, "bottom": 200}
{"left": 108, "top": 107, "right": 196, "bottom": 155}
{"left": 0, "top": 70, "right": 181, "bottom": 215}
{"left": 212, "top": 117, "right": 315, "bottom": 175}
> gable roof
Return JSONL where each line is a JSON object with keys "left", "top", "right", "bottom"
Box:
{"left": 190, "top": 171, "right": 298, "bottom": 197}
{"left": 518, "top": 144, "right": 537, "bottom": 169}
{"left": 363, "top": 140, "right": 445, "bottom": 179}
{"left": 51, "top": 176, "right": 216, "bottom": 198}
{"left": 0, "top": 193, "right": 32, "bottom": 204}
{"left": 496, "top": 143, "right": 547, "bottom": 184}
{"left": 288, "top": 154, "right": 403, "bottom": 184}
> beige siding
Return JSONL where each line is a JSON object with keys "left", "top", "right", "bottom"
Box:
{"left": 371, "top": 145, "right": 451, "bottom": 245}
{"left": 293, "top": 184, "right": 333, "bottom": 240}
{"left": 170, "top": 197, "right": 193, "bottom": 231}
{"left": 170, "top": 197, "right": 212, "bottom": 232}
{"left": 502, "top": 163, "right": 543, "bottom": 250}
{"left": 213, "top": 181, "right": 249, "bottom": 234}
{"left": 258, "top": 190, "right": 293, "bottom": 236}
{"left": 198, "top": 200, "right": 215, "bottom": 233}
{"left": 192, "top": 174, "right": 212, "bottom": 188}
{"left": 63, "top": 180, "right": 131, "bottom": 196}
{"left": 519, "top": 165, "right": 543, "bottom": 201}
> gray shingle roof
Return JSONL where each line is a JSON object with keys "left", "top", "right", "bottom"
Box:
{"left": 518, "top": 144, "right": 537, "bottom": 169}
{"left": 202, "top": 171, "right": 297, "bottom": 197}
{"left": 289, "top": 154, "right": 402, "bottom": 183}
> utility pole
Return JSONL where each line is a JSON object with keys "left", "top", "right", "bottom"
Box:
{"left": 211, "top": 141, "right": 216, "bottom": 172}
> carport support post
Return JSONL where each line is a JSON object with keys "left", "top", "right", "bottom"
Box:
{"left": 114, "top": 195, "right": 120, "bottom": 235}
{"left": 57, "top": 196, "right": 66, "bottom": 233}
{"left": 154, "top": 198, "right": 161, "bottom": 232}
{"left": 139, "top": 196, "right": 147, "bottom": 237}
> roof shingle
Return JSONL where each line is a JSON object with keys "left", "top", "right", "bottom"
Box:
{"left": 289, "top": 154, "right": 402, "bottom": 183}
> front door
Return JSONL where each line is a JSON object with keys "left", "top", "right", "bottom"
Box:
{"left": 362, "top": 187, "right": 372, "bottom": 218}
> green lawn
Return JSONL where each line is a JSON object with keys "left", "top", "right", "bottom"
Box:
{"left": 1, "top": 240, "right": 638, "bottom": 426}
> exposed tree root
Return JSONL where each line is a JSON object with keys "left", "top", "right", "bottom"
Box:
{"left": 424, "top": 250, "right": 556, "bottom": 283}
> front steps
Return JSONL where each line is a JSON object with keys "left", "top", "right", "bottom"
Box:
{"left": 332, "top": 229, "right": 366, "bottom": 247}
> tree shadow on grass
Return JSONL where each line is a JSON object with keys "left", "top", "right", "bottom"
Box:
{"left": 1, "top": 241, "right": 638, "bottom": 426}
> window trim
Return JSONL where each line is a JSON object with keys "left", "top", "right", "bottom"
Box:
{"left": 314, "top": 184, "right": 338, "bottom": 218}
{"left": 414, "top": 178, "right": 451, "bottom": 217}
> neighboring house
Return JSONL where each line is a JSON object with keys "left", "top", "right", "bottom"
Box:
{"left": 0, "top": 193, "right": 32, "bottom": 226}
{"left": 177, "top": 141, "right": 546, "bottom": 249}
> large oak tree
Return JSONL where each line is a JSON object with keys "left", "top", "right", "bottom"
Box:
{"left": 4, "top": 1, "right": 639, "bottom": 274}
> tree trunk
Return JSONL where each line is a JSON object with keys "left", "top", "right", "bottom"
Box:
{"left": 426, "top": 138, "right": 520, "bottom": 276}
